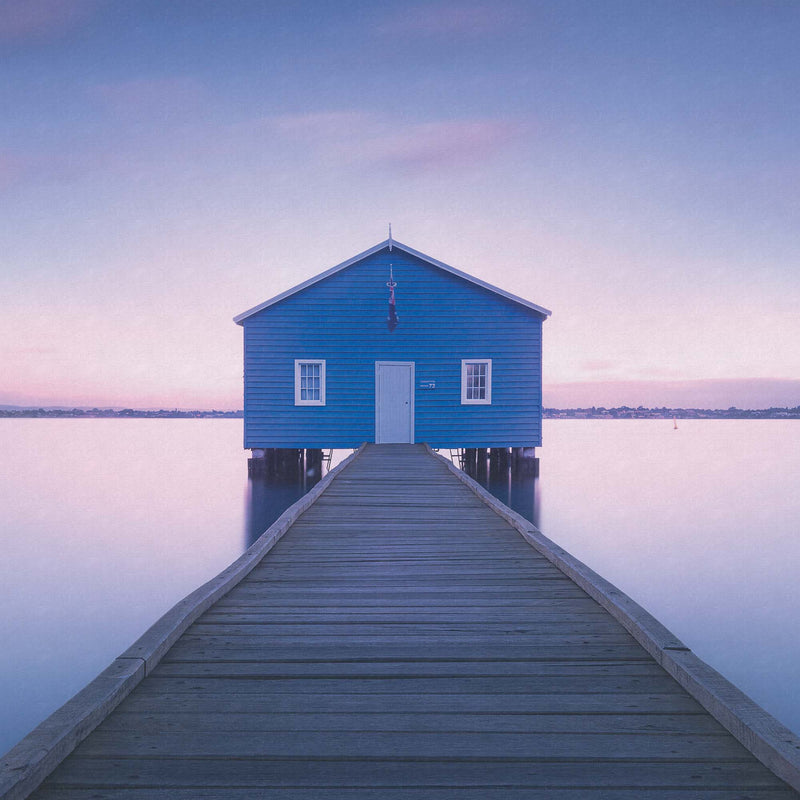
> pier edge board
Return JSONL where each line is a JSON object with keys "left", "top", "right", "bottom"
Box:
{"left": 0, "top": 658, "right": 142, "bottom": 800}
{"left": 425, "top": 444, "right": 800, "bottom": 793}
{"left": 0, "top": 445, "right": 366, "bottom": 800}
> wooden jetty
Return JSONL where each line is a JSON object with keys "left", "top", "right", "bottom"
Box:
{"left": 4, "top": 444, "right": 800, "bottom": 798}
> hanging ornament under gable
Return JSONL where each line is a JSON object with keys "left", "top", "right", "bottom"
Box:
{"left": 386, "top": 263, "right": 399, "bottom": 332}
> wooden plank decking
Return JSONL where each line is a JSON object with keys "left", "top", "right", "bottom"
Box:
{"left": 29, "top": 444, "right": 799, "bottom": 798}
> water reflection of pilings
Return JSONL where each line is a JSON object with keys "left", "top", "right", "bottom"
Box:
{"left": 245, "top": 446, "right": 539, "bottom": 547}
{"left": 462, "top": 447, "right": 540, "bottom": 528}
{"left": 244, "top": 449, "right": 327, "bottom": 547}
{"left": 248, "top": 448, "right": 325, "bottom": 483}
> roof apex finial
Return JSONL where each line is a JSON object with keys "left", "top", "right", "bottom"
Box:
{"left": 388, "top": 223, "right": 392, "bottom": 251}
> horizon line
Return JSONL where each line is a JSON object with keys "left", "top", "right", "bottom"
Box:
{"left": 3, "top": 404, "right": 799, "bottom": 414}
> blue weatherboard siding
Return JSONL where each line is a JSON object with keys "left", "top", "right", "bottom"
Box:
{"left": 240, "top": 246, "right": 546, "bottom": 449}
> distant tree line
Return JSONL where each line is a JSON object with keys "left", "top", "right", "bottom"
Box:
{"left": 2, "top": 406, "right": 799, "bottom": 419}
{"left": 544, "top": 406, "right": 800, "bottom": 419}
{"left": 0, "top": 408, "right": 243, "bottom": 418}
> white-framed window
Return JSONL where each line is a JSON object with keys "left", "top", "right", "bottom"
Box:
{"left": 294, "top": 359, "right": 326, "bottom": 406}
{"left": 461, "top": 359, "right": 492, "bottom": 405}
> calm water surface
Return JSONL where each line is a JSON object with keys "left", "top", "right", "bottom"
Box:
{"left": 1, "top": 418, "right": 798, "bottom": 755}
{"left": 481, "top": 420, "right": 800, "bottom": 738}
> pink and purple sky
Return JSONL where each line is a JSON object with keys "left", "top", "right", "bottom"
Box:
{"left": 2, "top": 1, "right": 799, "bottom": 410}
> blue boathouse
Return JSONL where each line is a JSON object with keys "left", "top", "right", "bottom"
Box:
{"left": 234, "top": 238, "right": 551, "bottom": 453}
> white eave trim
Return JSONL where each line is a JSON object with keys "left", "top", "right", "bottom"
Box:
{"left": 233, "top": 238, "right": 552, "bottom": 325}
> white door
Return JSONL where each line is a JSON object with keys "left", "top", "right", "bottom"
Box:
{"left": 375, "top": 362, "right": 415, "bottom": 443}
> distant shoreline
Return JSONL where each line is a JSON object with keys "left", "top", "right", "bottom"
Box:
{"left": 0, "top": 409, "right": 242, "bottom": 418}
{"left": 1, "top": 407, "right": 798, "bottom": 420}
{"left": 544, "top": 407, "right": 800, "bottom": 420}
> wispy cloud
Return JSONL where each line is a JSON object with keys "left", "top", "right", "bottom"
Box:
{"left": 0, "top": 78, "right": 214, "bottom": 195}
{"left": 89, "top": 77, "right": 207, "bottom": 122}
{"left": 375, "top": 1, "right": 521, "bottom": 37}
{"left": 1, "top": 346, "right": 58, "bottom": 361}
{"left": 575, "top": 360, "right": 684, "bottom": 382}
{"left": 0, "top": 77, "right": 211, "bottom": 193}
{"left": 361, "top": 120, "right": 518, "bottom": 171}
{"left": 268, "top": 111, "right": 372, "bottom": 146}
{"left": 267, "top": 112, "right": 520, "bottom": 174}
{"left": 0, "top": 145, "right": 109, "bottom": 192}
{"left": 0, "top": 152, "right": 29, "bottom": 189}
{"left": 579, "top": 360, "right": 618, "bottom": 374}
{"left": 0, "top": 0, "right": 97, "bottom": 41}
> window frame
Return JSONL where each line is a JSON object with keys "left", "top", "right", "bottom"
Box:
{"left": 294, "top": 359, "right": 326, "bottom": 406}
{"left": 460, "top": 358, "right": 492, "bottom": 405}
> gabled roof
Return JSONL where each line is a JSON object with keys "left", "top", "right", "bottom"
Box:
{"left": 233, "top": 238, "right": 552, "bottom": 324}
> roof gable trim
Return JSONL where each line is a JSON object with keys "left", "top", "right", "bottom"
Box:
{"left": 233, "top": 239, "right": 552, "bottom": 324}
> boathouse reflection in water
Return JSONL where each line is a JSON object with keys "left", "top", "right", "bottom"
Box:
{"left": 244, "top": 447, "right": 539, "bottom": 547}
{"left": 244, "top": 449, "right": 327, "bottom": 547}
{"left": 460, "top": 447, "right": 540, "bottom": 528}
